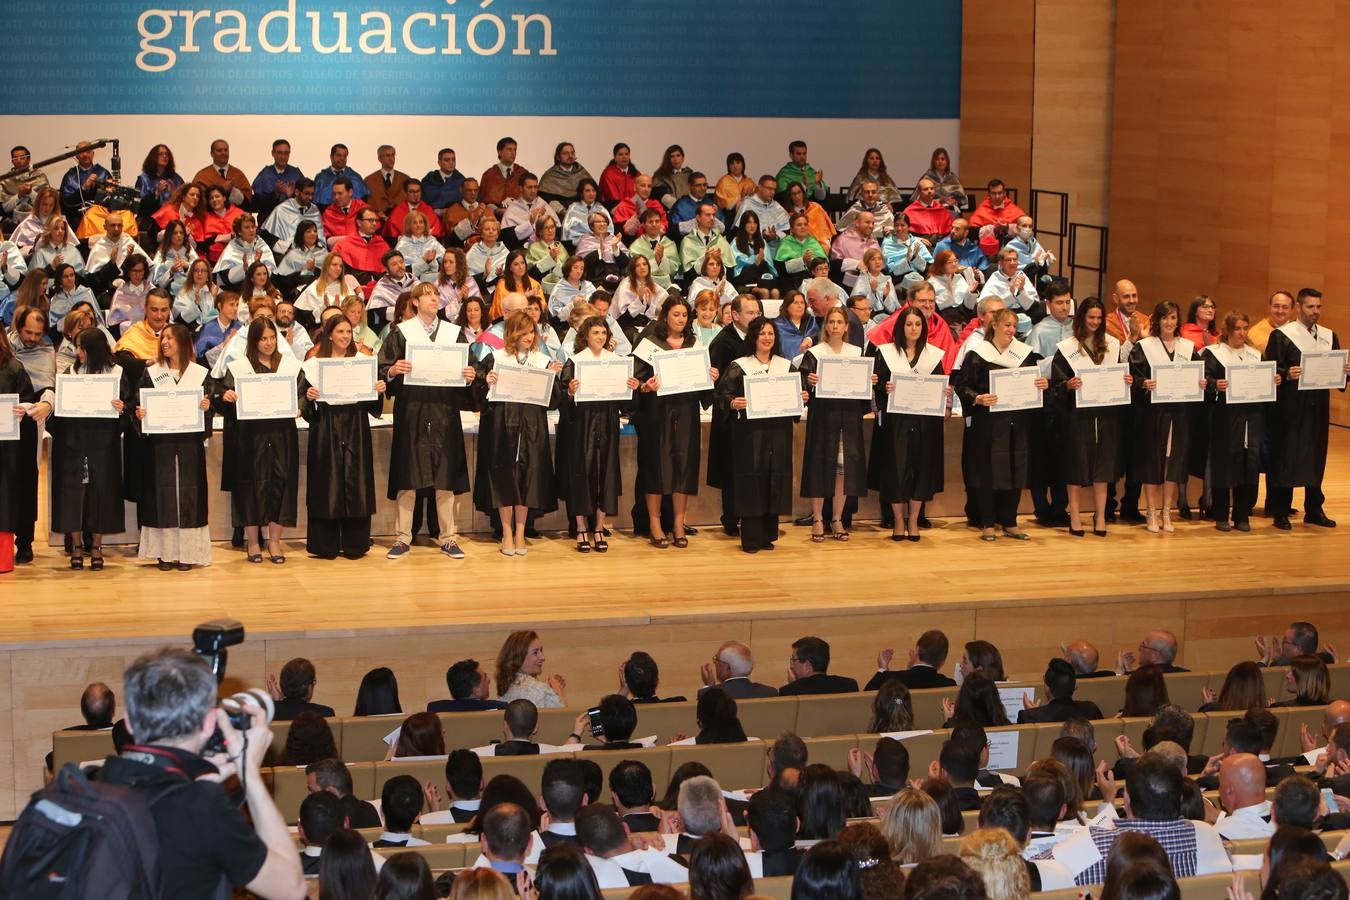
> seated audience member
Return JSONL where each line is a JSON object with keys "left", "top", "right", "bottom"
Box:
{"left": 798, "top": 764, "right": 850, "bottom": 840}
{"left": 943, "top": 673, "right": 1009, "bottom": 729}
{"left": 333, "top": 208, "right": 391, "bottom": 283}
{"left": 466, "top": 217, "right": 509, "bottom": 291}
{"left": 622, "top": 651, "right": 687, "bottom": 704}
{"left": 937, "top": 741, "right": 984, "bottom": 811}
{"left": 2, "top": 145, "right": 50, "bottom": 228}
{"left": 779, "top": 636, "right": 860, "bottom": 696}
{"left": 830, "top": 211, "right": 880, "bottom": 290}
{"left": 668, "top": 172, "right": 727, "bottom": 236}
{"left": 745, "top": 788, "right": 802, "bottom": 876}
{"left": 960, "top": 827, "right": 1032, "bottom": 898}
{"left": 981, "top": 247, "right": 1041, "bottom": 322}
{"left": 1006, "top": 215, "right": 1055, "bottom": 270}
{"left": 109, "top": 287, "right": 171, "bottom": 361}
{"left": 477, "top": 137, "right": 533, "bottom": 209}
{"left": 563, "top": 694, "right": 643, "bottom": 750}
{"left": 275, "top": 712, "right": 339, "bottom": 767}
{"left": 866, "top": 683, "right": 916, "bottom": 740}
{"left": 968, "top": 179, "right": 1027, "bottom": 236}
{"left": 628, "top": 209, "right": 679, "bottom": 291}
{"left": 421, "top": 147, "right": 465, "bottom": 214}
{"left": 1213, "top": 753, "right": 1274, "bottom": 839}
{"left": 679, "top": 201, "right": 734, "bottom": 277}
{"left": 691, "top": 688, "right": 748, "bottom": 745}
{"left": 574, "top": 803, "right": 689, "bottom": 887}
{"left": 919, "top": 777, "right": 964, "bottom": 836}
{"left": 536, "top": 759, "right": 587, "bottom": 848}
{"left": 687, "top": 832, "right": 756, "bottom": 896}
{"left": 428, "top": 658, "right": 509, "bottom": 712}
{"left": 364, "top": 144, "right": 409, "bottom": 215}
{"left": 867, "top": 629, "right": 958, "bottom": 690}
{"left": 880, "top": 787, "right": 943, "bottom": 865}
{"left": 1119, "top": 629, "right": 1188, "bottom": 673}
{"left": 262, "top": 178, "right": 323, "bottom": 254}
{"left": 423, "top": 749, "right": 484, "bottom": 823}
{"left": 609, "top": 759, "right": 660, "bottom": 832}
{"left": 384, "top": 179, "right": 443, "bottom": 242}
{"left": 43, "top": 681, "right": 119, "bottom": 773}
{"left": 837, "top": 823, "right": 906, "bottom": 898}
{"left": 271, "top": 658, "right": 335, "bottom": 720}
{"left": 475, "top": 802, "right": 534, "bottom": 882}
{"left": 479, "top": 699, "right": 547, "bottom": 756}
{"left": 850, "top": 736, "right": 910, "bottom": 796}
{"left": 373, "top": 774, "right": 430, "bottom": 847}
{"left": 882, "top": 214, "right": 935, "bottom": 280}
{"left": 934, "top": 218, "right": 986, "bottom": 271}
{"left": 313, "top": 143, "right": 368, "bottom": 206}
{"left": 1258, "top": 620, "right": 1336, "bottom": 666}
{"left": 669, "top": 774, "right": 730, "bottom": 854}
{"left": 192, "top": 138, "right": 252, "bottom": 207}
{"left": 1277, "top": 700, "right": 1350, "bottom": 766}
{"left": 836, "top": 179, "right": 895, "bottom": 239}
{"left": 249, "top": 139, "right": 303, "bottom": 219}
{"left": 1062, "top": 639, "right": 1115, "bottom": 678}
{"left": 444, "top": 177, "right": 488, "bottom": 244}
{"left": 366, "top": 250, "right": 417, "bottom": 327}
{"left": 28, "top": 215, "right": 82, "bottom": 275}
{"left": 574, "top": 213, "right": 628, "bottom": 286}
{"left": 213, "top": 213, "right": 273, "bottom": 290}
{"left": 612, "top": 175, "right": 668, "bottom": 237}
{"left": 84, "top": 215, "right": 149, "bottom": 293}
{"left": 561, "top": 178, "right": 610, "bottom": 244}
{"left": 537, "top": 142, "right": 592, "bottom": 208}
{"left": 1271, "top": 654, "right": 1332, "bottom": 707}
{"left": 1034, "top": 755, "right": 1231, "bottom": 885}
{"left": 389, "top": 711, "right": 445, "bottom": 759}
{"left": 736, "top": 175, "right": 791, "bottom": 245}
{"left": 499, "top": 174, "right": 559, "bottom": 245}
{"left": 106, "top": 256, "right": 152, "bottom": 334}
{"left": 699, "top": 640, "right": 779, "bottom": 699}
{"left": 1021, "top": 771, "right": 1071, "bottom": 856}
{"left": 1200, "top": 660, "right": 1268, "bottom": 712}
{"left": 306, "top": 761, "right": 380, "bottom": 831}
{"left": 903, "top": 177, "right": 955, "bottom": 243}
{"left": 1269, "top": 776, "right": 1322, "bottom": 830}
{"left": 297, "top": 791, "right": 346, "bottom": 875}
{"left": 1018, "top": 659, "right": 1105, "bottom": 723}
{"left": 918, "top": 146, "right": 967, "bottom": 210}
{"left": 320, "top": 178, "right": 368, "bottom": 247}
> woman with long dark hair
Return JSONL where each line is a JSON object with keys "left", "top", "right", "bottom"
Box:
{"left": 1203, "top": 310, "right": 1278, "bottom": 532}
{"left": 354, "top": 667, "right": 403, "bottom": 716}
{"left": 1120, "top": 665, "right": 1169, "bottom": 718}
{"left": 0, "top": 327, "right": 40, "bottom": 563}
{"left": 694, "top": 688, "right": 748, "bottom": 744}
{"left": 135, "top": 143, "right": 183, "bottom": 209}
{"left": 729, "top": 210, "right": 778, "bottom": 298}
{"left": 318, "top": 829, "right": 378, "bottom": 900}
{"left": 651, "top": 144, "right": 692, "bottom": 206}
{"left": 689, "top": 832, "right": 754, "bottom": 900}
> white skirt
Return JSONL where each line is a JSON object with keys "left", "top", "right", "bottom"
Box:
{"left": 138, "top": 526, "right": 213, "bottom": 566}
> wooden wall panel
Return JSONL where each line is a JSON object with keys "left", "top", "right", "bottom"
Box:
{"left": 960, "top": 0, "right": 1035, "bottom": 195}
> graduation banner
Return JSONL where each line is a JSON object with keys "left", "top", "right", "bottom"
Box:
{"left": 0, "top": 0, "right": 961, "bottom": 118}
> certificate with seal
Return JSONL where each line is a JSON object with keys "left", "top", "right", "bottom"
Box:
{"left": 1150, "top": 361, "right": 1204, "bottom": 404}
{"left": 815, "top": 356, "right": 873, "bottom": 401}
{"left": 573, "top": 356, "right": 634, "bottom": 403}
{"left": 55, "top": 374, "right": 120, "bottom": 419}
{"left": 1298, "top": 350, "right": 1348, "bottom": 391}
{"left": 140, "top": 387, "right": 205, "bottom": 435}
{"left": 1076, "top": 364, "right": 1130, "bottom": 409}
{"left": 653, "top": 346, "right": 713, "bottom": 396}
{"left": 315, "top": 356, "right": 378, "bottom": 404}
{"left": 987, "top": 367, "right": 1042, "bottom": 412}
{"left": 488, "top": 363, "right": 556, "bottom": 407}
{"left": 1225, "top": 361, "right": 1277, "bottom": 404}
{"left": 405, "top": 343, "right": 470, "bottom": 388}
{"left": 235, "top": 373, "right": 299, "bottom": 420}
{"left": 744, "top": 373, "right": 804, "bottom": 420}
{"left": 887, "top": 374, "right": 947, "bottom": 417}
{"left": 0, "top": 393, "right": 19, "bottom": 441}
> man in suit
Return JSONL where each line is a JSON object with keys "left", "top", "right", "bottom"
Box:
{"left": 427, "top": 659, "right": 508, "bottom": 713}
{"left": 297, "top": 791, "right": 346, "bottom": 875}
{"left": 866, "top": 629, "right": 958, "bottom": 691}
{"left": 1019, "top": 659, "right": 1105, "bottom": 723}
{"left": 1062, "top": 639, "right": 1117, "bottom": 678}
{"left": 1197, "top": 715, "right": 1295, "bottom": 790}
{"left": 980, "top": 786, "right": 1076, "bottom": 891}
{"left": 1257, "top": 621, "right": 1337, "bottom": 667}
{"left": 698, "top": 641, "right": 779, "bottom": 699}
{"left": 1117, "top": 629, "right": 1189, "bottom": 674}
{"left": 488, "top": 699, "right": 544, "bottom": 756}
{"left": 746, "top": 788, "right": 803, "bottom": 876}
{"left": 372, "top": 775, "right": 430, "bottom": 848}
{"left": 478, "top": 803, "right": 533, "bottom": 884}
{"left": 306, "top": 759, "right": 381, "bottom": 829}
{"left": 671, "top": 775, "right": 732, "bottom": 855}
{"left": 622, "top": 651, "right": 686, "bottom": 704}
{"left": 778, "top": 636, "right": 859, "bottom": 696}
{"left": 270, "top": 658, "right": 335, "bottom": 720}
{"left": 424, "top": 750, "right": 483, "bottom": 823}
{"left": 849, "top": 736, "right": 910, "bottom": 797}
{"left": 364, "top": 144, "right": 409, "bottom": 214}
{"left": 610, "top": 760, "right": 661, "bottom": 833}
{"left": 538, "top": 759, "right": 586, "bottom": 849}
{"left": 564, "top": 695, "right": 645, "bottom": 750}
{"left": 939, "top": 741, "right": 985, "bottom": 811}
{"left": 574, "top": 804, "right": 690, "bottom": 886}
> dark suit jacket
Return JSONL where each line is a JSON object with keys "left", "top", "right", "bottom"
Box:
{"left": 301, "top": 852, "right": 322, "bottom": 876}
{"left": 342, "top": 794, "right": 382, "bottom": 829}
{"left": 624, "top": 812, "right": 661, "bottom": 833}
{"left": 451, "top": 806, "right": 478, "bottom": 824}
{"left": 622, "top": 869, "right": 653, "bottom": 886}
{"left": 1161, "top": 664, "right": 1190, "bottom": 673}
{"left": 953, "top": 785, "right": 983, "bottom": 811}
{"left": 778, "top": 673, "right": 859, "bottom": 696}
{"left": 273, "top": 698, "right": 336, "bottom": 721}
{"left": 1077, "top": 670, "right": 1118, "bottom": 678}
{"left": 1024, "top": 858, "right": 1042, "bottom": 891}
{"left": 426, "top": 698, "right": 508, "bottom": 712}
{"left": 865, "top": 666, "right": 956, "bottom": 692}
{"left": 762, "top": 847, "right": 804, "bottom": 877}
{"left": 494, "top": 740, "right": 541, "bottom": 756}
{"left": 538, "top": 830, "right": 580, "bottom": 849}
{"left": 1017, "top": 697, "right": 1104, "bottom": 724}
{"left": 700, "top": 677, "right": 779, "bottom": 700}
{"left": 632, "top": 695, "right": 688, "bottom": 704}
{"left": 582, "top": 741, "right": 645, "bottom": 751}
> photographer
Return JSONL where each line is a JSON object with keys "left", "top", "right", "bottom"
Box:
{"left": 100, "top": 647, "right": 306, "bottom": 900}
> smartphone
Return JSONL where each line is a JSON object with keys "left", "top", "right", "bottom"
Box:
{"left": 1323, "top": 787, "right": 1337, "bottom": 810}
{"left": 587, "top": 707, "right": 605, "bottom": 738}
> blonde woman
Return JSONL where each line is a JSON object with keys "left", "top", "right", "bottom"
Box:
{"left": 295, "top": 252, "right": 360, "bottom": 323}
{"left": 959, "top": 828, "right": 1030, "bottom": 899}
{"left": 495, "top": 629, "right": 566, "bottom": 707}
{"left": 428, "top": 247, "right": 480, "bottom": 322}
{"left": 30, "top": 215, "right": 84, "bottom": 273}
{"left": 394, "top": 210, "right": 443, "bottom": 280}
{"left": 880, "top": 788, "right": 942, "bottom": 865}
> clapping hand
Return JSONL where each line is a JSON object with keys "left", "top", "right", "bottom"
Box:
{"left": 877, "top": 648, "right": 894, "bottom": 670}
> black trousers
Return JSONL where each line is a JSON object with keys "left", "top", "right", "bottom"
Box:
{"left": 1212, "top": 485, "right": 1259, "bottom": 525}
{"left": 410, "top": 487, "right": 439, "bottom": 538}
{"left": 1106, "top": 479, "right": 1141, "bottom": 516}
{"left": 1266, "top": 484, "right": 1325, "bottom": 519}
{"left": 306, "top": 516, "right": 372, "bottom": 560}
{"left": 740, "top": 513, "right": 779, "bottom": 551}
{"left": 970, "top": 488, "right": 1020, "bottom": 529}
{"left": 721, "top": 478, "right": 739, "bottom": 531}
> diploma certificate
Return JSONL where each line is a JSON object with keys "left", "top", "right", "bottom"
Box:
{"left": 235, "top": 373, "right": 299, "bottom": 420}
{"left": 1150, "top": 360, "right": 1204, "bottom": 404}
{"left": 987, "top": 367, "right": 1042, "bottom": 412}
{"left": 1076, "top": 364, "right": 1130, "bottom": 409}
{"left": 315, "top": 356, "right": 378, "bottom": 404}
{"left": 488, "top": 363, "right": 556, "bottom": 407}
{"left": 654, "top": 346, "right": 714, "bottom": 396}
{"left": 1226, "top": 361, "right": 1277, "bottom": 404}
{"left": 0, "top": 394, "right": 18, "bottom": 441}
{"left": 140, "top": 388, "right": 205, "bottom": 435}
{"left": 573, "top": 356, "right": 634, "bottom": 403}
{"left": 55, "top": 374, "right": 120, "bottom": 419}
{"left": 815, "top": 356, "right": 874, "bottom": 401}
{"left": 744, "top": 373, "right": 804, "bottom": 420}
{"left": 887, "top": 374, "right": 948, "bottom": 417}
{"left": 405, "top": 343, "right": 470, "bottom": 388}
{"left": 1298, "top": 350, "right": 1349, "bottom": 391}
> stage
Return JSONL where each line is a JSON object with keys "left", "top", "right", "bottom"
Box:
{"left": 2, "top": 430, "right": 1349, "bottom": 820}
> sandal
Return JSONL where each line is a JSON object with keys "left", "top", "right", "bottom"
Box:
{"left": 830, "top": 520, "right": 849, "bottom": 541}
{"left": 576, "top": 534, "right": 591, "bottom": 553}
{"left": 594, "top": 535, "right": 609, "bottom": 553}
{"left": 157, "top": 558, "right": 174, "bottom": 571}
{"left": 649, "top": 535, "right": 669, "bottom": 549}
{"left": 811, "top": 517, "right": 826, "bottom": 543}
{"left": 672, "top": 534, "right": 689, "bottom": 548}
{"left": 90, "top": 548, "right": 105, "bottom": 571}
{"left": 70, "top": 550, "right": 84, "bottom": 570}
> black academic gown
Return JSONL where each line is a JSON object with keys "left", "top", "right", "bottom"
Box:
{"left": 798, "top": 344, "right": 869, "bottom": 498}
{"left": 714, "top": 355, "right": 798, "bottom": 517}
{"left": 1264, "top": 324, "right": 1340, "bottom": 487}
{"left": 48, "top": 364, "right": 133, "bottom": 534}
{"left": 1050, "top": 336, "right": 1124, "bottom": 486}
{"left": 705, "top": 326, "right": 747, "bottom": 490}
{"left": 1202, "top": 343, "right": 1267, "bottom": 490}
{"left": 868, "top": 342, "right": 946, "bottom": 503}
{"left": 953, "top": 345, "right": 1041, "bottom": 491}
{"left": 211, "top": 358, "right": 300, "bottom": 527}
{"left": 472, "top": 349, "right": 560, "bottom": 513}
{"left": 0, "top": 360, "right": 38, "bottom": 533}
{"left": 378, "top": 319, "right": 474, "bottom": 499}
{"left": 298, "top": 362, "right": 382, "bottom": 519}
{"left": 555, "top": 351, "right": 633, "bottom": 516}
{"left": 632, "top": 335, "right": 707, "bottom": 496}
{"left": 1128, "top": 337, "right": 1199, "bottom": 484}
{"left": 135, "top": 363, "right": 210, "bottom": 529}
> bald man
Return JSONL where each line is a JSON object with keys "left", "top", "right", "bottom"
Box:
{"left": 1062, "top": 640, "right": 1115, "bottom": 678}
{"left": 697, "top": 641, "right": 778, "bottom": 699}
{"left": 1104, "top": 277, "right": 1147, "bottom": 524}
{"left": 1215, "top": 754, "right": 1273, "bottom": 839}
{"left": 1284, "top": 701, "right": 1350, "bottom": 767}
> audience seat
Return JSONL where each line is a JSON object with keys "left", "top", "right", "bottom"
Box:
{"left": 51, "top": 730, "right": 114, "bottom": 770}
{"left": 436, "top": 710, "right": 506, "bottom": 752}
{"left": 801, "top": 735, "right": 862, "bottom": 773}
{"left": 272, "top": 765, "right": 311, "bottom": 823}
{"left": 630, "top": 701, "right": 699, "bottom": 743}
{"left": 1271, "top": 705, "right": 1330, "bottom": 758}
{"left": 795, "top": 693, "right": 874, "bottom": 738}
{"left": 341, "top": 715, "right": 405, "bottom": 762}
{"left": 671, "top": 742, "right": 766, "bottom": 792}
{"left": 734, "top": 696, "right": 800, "bottom": 743}
{"left": 374, "top": 844, "right": 466, "bottom": 869}
{"left": 480, "top": 751, "right": 565, "bottom": 795}
{"left": 420, "top": 822, "right": 471, "bottom": 842}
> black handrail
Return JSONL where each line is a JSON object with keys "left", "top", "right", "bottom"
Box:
{"left": 1068, "top": 222, "right": 1109, "bottom": 300}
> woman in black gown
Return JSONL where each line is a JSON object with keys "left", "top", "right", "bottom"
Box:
{"left": 475, "top": 310, "right": 563, "bottom": 556}
{"left": 557, "top": 315, "right": 638, "bottom": 553}
{"left": 869, "top": 306, "right": 949, "bottom": 541}
{"left": 212, "top": 317, "right": 301, "bottom": 564}
{"left": 0, "top": 329, "right": 39, "bottom": 562}
{"left": 714, "top": 316, "right": 806, "bottom": 553}
{"left": 48, "top": 328, "right": 132, "bottom": 570}
{"left": 300, "top": 315, "right": 387, "bottom": 560}
{"left": 1203, "top": 311, "right": 1279, "bottom": 532}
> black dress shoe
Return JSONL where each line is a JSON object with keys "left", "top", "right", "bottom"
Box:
{"left": 1274, "top": 517, "right": 1292, "bottom": 531}
{"left": 684, "top": 525, "right": 698, "bottom": 535}
{"left": 1305, "top": 515, "right": 1337, "bottom": 528}
{"left": 1234, "top": 521, "right": 1251, "bottom": 532}
{"left": 1177, "top": 504, "right": 1193, "bottom": 521}
{"left": 524, "top": 527, "right": 541, "bottom": 539}
{"left": 793, "top": 514, "right": 814, "bottom": 527}
{"left": 1120, "top": 511, "right": 1147, "bottom": 525}
{"left": 741, "top": 546, "right": 758, "bottom": 554}
{"left": 723, "top": 525, "right": 740, "bottom": 537}
{"left": 231, "top": 526, "right": 245, "bottom": 548}
{"left": 1105, "top": 511, "right": 1118, "bottom": 524}
{"left": 918, "top": 516, "right": 932, "bottom": 529}
{"left": 15, "top": 544, "right": 33, "bottom": 564}
{"left": 1215, "top": 522, "right": 1232, "bottom": 532}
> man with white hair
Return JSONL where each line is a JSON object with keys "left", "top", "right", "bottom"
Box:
{"left": 981, "top": 247, "right": 1041, "bottom": 323}
{"left": 698, "top": 641, "right": 778, "bottom": 699}
{"left": 668, "top": 776, "right": 732, "bottom": 855}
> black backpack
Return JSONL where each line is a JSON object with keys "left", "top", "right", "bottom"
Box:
{"left": 0, "top": 762, "right": 182, "bottom": 900}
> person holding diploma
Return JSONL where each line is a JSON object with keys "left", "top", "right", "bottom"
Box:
{"left": 475, "top": 310, "right": 563, "bottom": 556}
{"left": 300, "top": 315, "right": 386, "bottom": 560}
{"left": 1205, "top": 311, "right": 1278, "bottom": 532}
{"left": 954, "top": 307, "right": 1047, "bottom": 542}
{"left": 48, "top": 328, "right": 131, "bottom": 570}
{"left": 1262, "top": 287, "right": 1348, "bottom": 529}
{"left": 212, "top": 317, "right": 301, "bottom": 564}
{"left": 1050, "top": 298, "right": 1131, "bottom": 537}
{"left": 715, "top": 317, "right": 806, "bottom": 553}
{"left": 869, "top": 307, "right": 948, "bottom": 541}
{"left": 799, "top": 306, "right": 874, "bottom": 542}
{"left": 1128, "top": 300, "right": 1204, "bottom": 534}
{"left": 557, "top": 315, "right": 639, "bottom": 553}
{"left": 0, "top": 329, "right": 39, "bottom": 563}
{"left": 134, "top": 324, "right": 212, "bottom": 570}
{"left": 378, "top": 281, "right": 476, "bottom": 560}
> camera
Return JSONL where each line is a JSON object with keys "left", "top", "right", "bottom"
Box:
{"left": 203, "top": 689, "right": 275, "bottom": 756}
{"left": 586, "top": 707, "right": 605, "bottom": 739}
{"left": 193, "top": 618, "right": 244, "bottom": 683}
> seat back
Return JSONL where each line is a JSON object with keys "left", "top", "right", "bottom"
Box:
{"left": 911, "top": 686, "right": 961, "bottom": 729}
{"left": 374, "top": 843, "right": 468, "bottom": 870}
{"left": 632, "top": 701, "right": 699, "bottom": 744}
{"left": 439, "top": 711, "right": 506, "bottom": 752}
{"left": 481, "top": 751, "right": 570, "bottom": 795}
{"left": 1070, "top": 676, "right": 1126, "bottom": 717}
{"left": 735, "top": 697, "right": 801, "bottom": 744}
{"left": 802, "top": 735, "right": 862, "bottom": 772}
{"left": 1162, "top": 671, "right": 1211, "bottom": 712}
{"left": 794, "top": 693, "right": 872, "bottom": 737}
{"left": 342, "top": 715, "right": 404, "bottom": 761}
{"left": 671, "top": 742, "right": 764, "bottom": 793}
{"left": 272, "top": 764, "right": 311, "bottom": 824}
{"left": 51, "top": 729, "right": 115, "bottom": 771}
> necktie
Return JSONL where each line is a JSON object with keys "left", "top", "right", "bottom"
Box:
{"left": 384, "top": 173, "right": 392, "bottom": 188}
{"left": 1310, "top": 326, "right": 1318, "bottom": 341}
{"left": 218, "top": 168, "right": 227, "bottom": 179}
{"left": 505, "top": 167, "right": 513, "bottom": 179}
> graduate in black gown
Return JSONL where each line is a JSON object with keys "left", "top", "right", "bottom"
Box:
{"left": 134, "top": 324, "right": 213, "bottom": 569}
{"left": 953, "top": 308, "right": 1048, "bottom": 541}
{"left": 474, "top": 310, "right": 563, "bottom": 556}
{"left": 47, "top": 327, "right": 133, "bottom": 570}
{"left": 869, "top": 306, "right": 949, "bottom": 541}
{"left": 300, "top": 315, "right": 387, "bottom": 560}
{"left": 0, "top": 330, "right": 39, "bottom": 562}
{"left": 799, "top": 306, "right": 873, "bottom": 542}
{"left": 212, "top": 317, "right": 301, "bottom": 564}
{"left": 705, "top": 294, "right": 758, "bottom": 535}
{"left": 1049, "top": 298, "right": 1132, "bottom": 537}
{"left": 1262, "top": 288, "right": 1349, "bottom": 529}
{"left": 631, "top": 295, "right": 715, "bottom": 548}
{"left": 714, "top": 316, "right": 805, "bottom": 553}
{"left": 1127, "top": 300, "right": 1206, "bottom": 534}
{"left": 557, "top": 315, "right": 638, "bottom": 553}
{"left": 6, "top": 306, "right": 55, "bottom": 564}
{"left": 1204, "top": 311, "right": 1280, "bottom": 532}
{"left": 378, "top": 281, "right": 477, "bottom": 559}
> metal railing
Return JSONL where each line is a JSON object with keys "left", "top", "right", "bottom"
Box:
{"left": 1029, "top": 189, "right": 1068, "bottom": 278}
{"left": 1068, "top": 222, "right": 1109, "bottom": 300}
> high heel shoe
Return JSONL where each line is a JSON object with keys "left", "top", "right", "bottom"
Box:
{"left": 1146, "top": 509, "right": 1160, "bottom": 534}
{"left": 830, "top": 519, "right": 849, "bottom": 541}
{"left": 1177, "top": 503, "right": 1193, "bottom": 521}
{"left": 1067, "top": 517, "right": 1085, "bottom": 537}
{"left": 576, "top": 534, "right": 591, "bottom": 553}
{"left": 90, "top": 548, "right": 104, "bottom": 571}
{"left": 812, "top": 517, "right": 826, "bottom": 543}
{"left": 1162, "top": 510, "right": 1175, "bottom": 533}
{"left": 1093, "top": 513, "right": 1108, "bottom": 537}
{"left": 70, "top": 551, "right": 84, "bottom": 570}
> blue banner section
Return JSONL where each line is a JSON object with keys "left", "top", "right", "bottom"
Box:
{"left": 0, "top": 0, "right": 961, "bottom": 118}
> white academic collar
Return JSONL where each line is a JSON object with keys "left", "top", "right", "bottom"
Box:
{"left": 971, "top": 338, "right": 1031, "bottom": 366}
{"left": 1227, "top": 801, "right": 1272, "bottom": 819}
{"left": 379, "top": 831, "right": 415, "bottom": 843}
{"left": 302, "top": 845, "right": 322, "bottom": 857}
{"left": 451, "top": 798, "right": 482, "bottom": 811}
{"left": 546, "top": 822, "right": 577, "bottom": 836}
